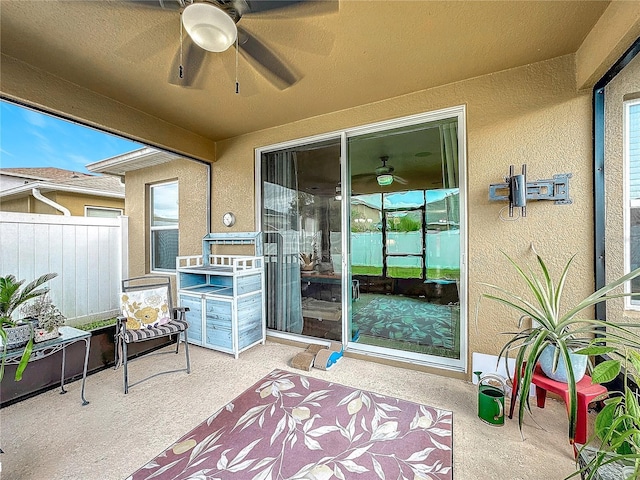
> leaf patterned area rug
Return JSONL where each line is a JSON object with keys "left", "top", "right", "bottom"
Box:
{"left": 128, "top": 369, "right": 453, "bottom": 480}
{"left": 353, "top": 294, "right": 457, "bottom": 349}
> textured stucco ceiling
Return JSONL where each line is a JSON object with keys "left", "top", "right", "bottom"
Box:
{"left": 1, "top": 0, "right": 610, "bottom": 144}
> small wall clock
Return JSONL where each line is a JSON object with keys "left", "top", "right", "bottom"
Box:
{"left": 222, "top": 212, "right": 236, "bottom": 227}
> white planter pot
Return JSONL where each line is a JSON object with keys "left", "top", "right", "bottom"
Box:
{"left": 539, "top": 344, "right": 588, "bottom": 383}
{"left": 33, "top": 326, "right": 60, "bottom": 343}
{"left": 1, "top": 324, "right": 32, "bottom": 349}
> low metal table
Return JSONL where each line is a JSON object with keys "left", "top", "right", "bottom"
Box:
{"left": 3, "top": 325, "right": 91, "bottom": 405}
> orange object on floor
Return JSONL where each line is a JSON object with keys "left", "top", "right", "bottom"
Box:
{"left": 509, "top": 363, "right": 608, "bottom": 446}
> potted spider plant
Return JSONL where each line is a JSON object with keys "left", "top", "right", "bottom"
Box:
{"left": 0, "top": 273, "right": 58, "bottom": 381}
{"left": 477, "top": 250, "right": 640, "bottom": 443}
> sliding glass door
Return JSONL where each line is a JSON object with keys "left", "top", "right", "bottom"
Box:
{"left": 347, "top": 116, "right": 461, "bottom": 362}
{"left": 258, "top": 107, "right": 466, "bottom": 370}
{"left": 260, "top": 137, "right": 343, "bottom": 341}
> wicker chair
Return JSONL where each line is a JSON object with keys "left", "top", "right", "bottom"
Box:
{"left": 115, "top": 276, "right": 190, "bottom": 393}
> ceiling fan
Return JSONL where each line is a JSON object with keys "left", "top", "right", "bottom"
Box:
{"left": 353, "top": 156, "right": 408, "bottom": 187}
{"left": 130, "top": 0, "right": 322, "bottom": 89}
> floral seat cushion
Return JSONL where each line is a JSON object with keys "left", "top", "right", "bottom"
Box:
{"left": 120, "top": 286, "right": 172, "bottom": 330}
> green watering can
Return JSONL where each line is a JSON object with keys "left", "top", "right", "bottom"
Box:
{"left": 474, "top": 371, "right": 507, "bottom": 426}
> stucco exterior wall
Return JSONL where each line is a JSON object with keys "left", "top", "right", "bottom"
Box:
{"left": 1, "top": 191, "right": 124, "bottom": 215}
{"left": 31, "top": 198, "right": 58, "bottom": 215}
{"left": 0, "top": 197, "right": 30, "bottom": 213}
{"left": 51, "top": 192, "right": 124, "bottom": 216}
{"left": 125, "top": 158, "right": 210, "bottom": 276}
{"left": 213, "top": 54, "right": 595, "bottom": 375}
{"left": 604, "top": 53, "right": 640, "bottom": 325}
{"left": 575, "top": 1, "right": 640, "bottom": 90}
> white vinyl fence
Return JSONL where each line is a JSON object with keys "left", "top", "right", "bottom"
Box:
{"left": 0, "top": 212, "right": 128, "bottom": 326}
{"left": 351, "top": 231, "right": 460, "bottom": 270}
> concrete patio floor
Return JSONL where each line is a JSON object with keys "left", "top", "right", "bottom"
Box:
{"left": 1, "top": 341, "right": 585, "bottom": 479}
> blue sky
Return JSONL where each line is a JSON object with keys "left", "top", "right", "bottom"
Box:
{"left": 0, "top": 100, "right": 142, "bottom": 174}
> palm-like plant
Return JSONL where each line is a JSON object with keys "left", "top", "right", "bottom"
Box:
{"left": 0, "top": 273, "right": 57, "bottom": 319}
{"left": 0, "top": 273, "right": 58, "bottom": 381}
{"left": 478, "top": 251, "right": 640, "bottom": 443}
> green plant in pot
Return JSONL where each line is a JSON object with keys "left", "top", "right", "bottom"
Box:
{"left": 20, "top": 294, "right": 66, "bottom": 342}
{"left": 478, "top": 250, "right": 640, "bottom": 443}
{"left": 569, "top": 348, "right": 640, "bottom": 480}
{"left": 0, "top": 273, "right": 58, "bottom": 381}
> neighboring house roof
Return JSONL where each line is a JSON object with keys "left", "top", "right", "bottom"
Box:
{"left": 86, "top": 147, "right": 184, "bottom": 177}
{"left": 1, "top": 167, "right": 94, "bottom": 181}
{"left": 57, "top": 174, "right": 124, "bottom": 193}
{"left": 0, "top": 167, "right": 124, "bottom": 200}
{"left": 0, "top": 170, "right": 49, "bottom": 182}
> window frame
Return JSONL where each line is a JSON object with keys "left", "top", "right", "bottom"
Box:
{"left": 149, "top": 180, "right": 179, "bottom": 273}
{"left": 625, "top": 99, "right": 640, "bottom": 309}
{"left": 84, "top": 206, "right": 123, "bottom": 218}
{"left": 593, "top": 38, "right": 640, "bottom": 322}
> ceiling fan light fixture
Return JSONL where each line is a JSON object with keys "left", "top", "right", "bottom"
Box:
{"left": 182, "top": 3, "right": 238, "bottom": 53}
{"left": 377, "top": 174, "right": 394, "bottom": 186}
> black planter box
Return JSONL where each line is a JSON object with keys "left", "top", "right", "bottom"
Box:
{"left": 0, "top": 325, "right": 173, "bottom": 407}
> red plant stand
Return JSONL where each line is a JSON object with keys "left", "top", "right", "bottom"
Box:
{"left": 509, "top": 363, "right": 608, "bottom": 445}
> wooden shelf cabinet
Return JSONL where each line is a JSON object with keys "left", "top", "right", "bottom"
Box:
{"left": 176, "top": 254, "right": 265, "bottom": 358}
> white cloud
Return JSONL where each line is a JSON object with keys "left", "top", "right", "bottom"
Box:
{"left": 67, "top": 154, "right": 90, "bottom": 169}
{"left": 21, "top": 109, "right": 48, "bottom": 128}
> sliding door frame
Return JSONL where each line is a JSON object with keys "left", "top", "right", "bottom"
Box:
{"left": 255, "top": 105, "right": 468, "bottom": 373}
{"left": 255, "top": 131, "right": 343, "bottom": 344}
{"left": 344, "top": 107, "right": 467, "bottom": 372}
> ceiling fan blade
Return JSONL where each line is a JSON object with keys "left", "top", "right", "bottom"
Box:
{"left": 237, "top": 26, "right": 299, "bottom": 89}
{"left": 393, "top": 175, "right": 409, "bottom": 185}
{"left": 352, "top": 173, "right": 376, "bottom": 181}
{"left": 241, "top": 0, "right": 306, "bottom": 14}
{"left": 240, "top": 0, "right": 339, "bottom": 16}
{"left": 168, "top": 35, "right": 206, "bottom": 87}
{"left": 124, "top": 0, "right": 185, "bottom": 10}
{"left": 221, "top": 49, "right": 261, "bottom": 96}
